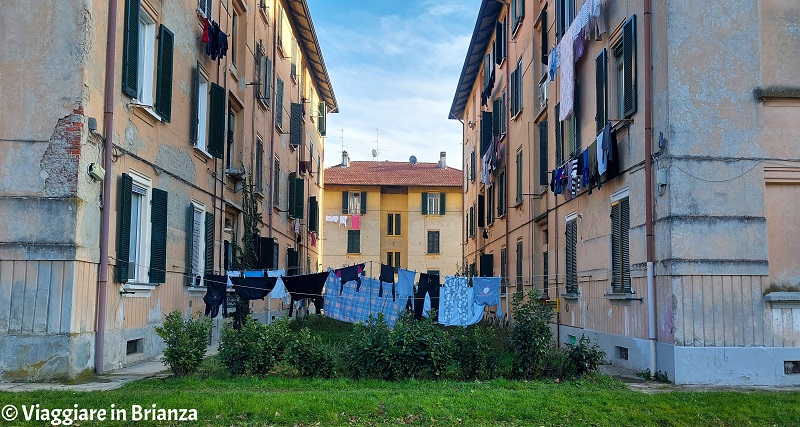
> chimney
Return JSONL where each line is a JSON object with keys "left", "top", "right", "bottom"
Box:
{"left": 341, "top": 150, "right": 350, "bottom": 167}
{"left": 438, "top": 152, "right": 446, "bottom": 169}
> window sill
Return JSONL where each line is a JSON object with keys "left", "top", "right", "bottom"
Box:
{"left": 426, "top": 253, "right": 441, "bottom": 256}
{"left": 122, "top": 283, "right": 157, "bottom": 298}
{"left": 187, "top": 286, "right": 208, "bottom": 297}
{"left": 764, "top": 292, "right": 800, "bottom": 308}
{"left": 561, "top": 292, "right": 579, "bottom": 300}
{"left": 513, "top": 201, "right": 523, "bottom": 209}
{"left": 131, "top": 103, "right": 162, "bottom": 124}
{"left": 511, "top": 110, "right": 523, "bottom": 121}
{"left": 193, "top": 146, "right": 212, "bottom": 160}
{"left": 604, "top": 292, "right": 641, "bottom": 301}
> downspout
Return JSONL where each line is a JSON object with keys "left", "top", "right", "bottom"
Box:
{"left": 643, "top": 0, "right": 657, "bottom": 377}
{"left": 268, "top": 0, "right": 277, "bottom": 240}
{"left": 459, "top": 119, "right": 466, "bottom": 268}
{"left": 96, "top": 0, "right": 119, "bottom": 374}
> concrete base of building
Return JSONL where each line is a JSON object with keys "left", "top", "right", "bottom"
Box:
{"left": 558, "top": 325, "right": 800, "bottom": 386}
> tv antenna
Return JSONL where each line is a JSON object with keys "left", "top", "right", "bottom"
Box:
{"left": 371, "top": 128, "right": 389, "bottom": 161}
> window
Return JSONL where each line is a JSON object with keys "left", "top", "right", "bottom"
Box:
{"left": 273, "top": 158, "right": 280, "bottom": 208}
{"left": 596, "top": 49, "right": 608, "bottom": 135}
{"left": 276, "top": 77, "right": 285, "bottom": 130}
{"left": 497, "top": 170, "right": 506, "bottom": 217}
{"left": 135, "top": 11, "right": 156, "bottom": 105}
{"left": 495, "top": 19, "right": 506, "bottom": 65}
{"left": 308, "top": 196, "right": 319, "bottom": 232}
{"left": 342, "top": 191, "right": 365, "bottom": 215}
{"left": 287, "top": 172, "right": 304, "bottom": 219}
{"left": 501, "top": 90, "right": 507, "bottom": 134}
{"left": 542, "top": 251, "right": 549, "bottom": 295}
{"left": 207, "top": 83, "right": 225, "bottom": 159}
{"left": 188, "top": 202, "right": 214, "bottom": 286}
{"left": 614, "top": 16, "right": 638, "bottom": 119}
{"left": 565, "top": 214, "right": 578, "bottom": 294}
{"left": 510, "top": 0, "right": 525, "bottom": 35}
{"left": 387, "top": 213, "right": 401, "bottom": 236}
{"left": 487, "top": 185, "right": 495, "bottom": 225}
{"left": 427, "top": 270, "right": 440, "bottom": 277}
{"left": 255, "top": 138, "right": 264, "bottom": 192}
{"left": 290, "top": 102, "right": 303, "bottom": 147}
{"left": 540, "top": 9, "right": 548, "bottom": 78}
{"left": 555, "top": 104, "right": 563, "bottom": 165}
{"left": 500, "top": 247, "right": 507, "bottom": 293}
{"left": 422, "top": 192, "right": 446, "bottom": 215}
{"left": 117, "top": 173, "right": 167, "bottom": 284}
{"left": 469, "top": 151, "right": 476, "bottom": 182}
{"left": 256, "top": 46, "right": 272, "bottom": 108}
{"left": 226, "top": 106, "right": 235, "bottom": 168}
{"left": 516, "top": 239, "right": 524, "bottom": 294}
{"left": 556, "top": 0, "right": 575, "bottom": 41}
{"left": 231, "top": 10, "right": 239, "bottom": 68}
{"left": 291, "top": 37, "right": 299, "bottom": 79}
{"left": 611, "top": 195, "right": 631, "bottom": 292}
{"left": 387, "top": 252, "right": 401, "bottom": 269}
{"left": 347, "top": 230, "right": 361, "bottom": 254}
{"left": 427, "top": 231, "right": 440, "bottom": 254}
{"left": 481, "top": 111, "right": 492, "bottom": 155}
{"left": 510, "top": 60, "right": 523, "bottom": 117}
{"left": 193, "top": 65, "right": 209, "bottom": 152}
{"left": 318, "top": 102, "right": 327, "bottom": 136}
{"left": 539, "top": 121, "right": 549, "bottom": 185}
{"left": 515, "top": 149, "right": 523, "bottom": 205}
{"left": 469, "top": 205, "right": 476, "bottom": 238}
{"left": 197, "top": 0, "right": 212, "bottom": 18}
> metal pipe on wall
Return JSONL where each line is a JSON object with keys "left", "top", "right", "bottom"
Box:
{"left": 643, "top": 0, "right": 657, "bottom": 377}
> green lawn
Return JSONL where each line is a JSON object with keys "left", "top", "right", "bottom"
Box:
{"left": 2, "top": 374, "right": 798, "bottom": 426}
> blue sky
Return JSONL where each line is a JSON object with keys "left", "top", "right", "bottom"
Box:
{"left": 306, "top": 0, "right": 482, "bottom": 168}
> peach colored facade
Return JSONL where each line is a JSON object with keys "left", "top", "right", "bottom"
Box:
{"left": 0, "top": 0, "right": 335, "bottom": 378}
{"left": 452, "top": 0, "right": 800, "bottom": 385}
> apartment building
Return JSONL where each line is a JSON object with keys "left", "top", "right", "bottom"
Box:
{"left": 322, "top": 153, "right": 463, "bottom": 278}
{"left": 0, "top": 0, "right": 335, "bottom": 379}
{"left": 451, "top": 0, "right": 800, "bottom": 385}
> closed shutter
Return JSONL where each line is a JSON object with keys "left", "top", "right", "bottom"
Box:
{"left": 596, "top": 49, "right": 608, "bottom": 135}
{"left": 421, "top": 192, "right": 428, "bottom": 215}
{"left": 191, "top": 62, "right": 200, "bottom": 145}
{"left": 149, "top": 188, "right": 168, "bottom": 283}
{"left": 276, "top": 77, "right": 284, "bottom": 128}
{"left": 480, "top": 253, "right": 494, "bottom": 277}
{"left": 117, "top": 174, "right": 133, "bottom": 282}
{"left": 308, "top": 196, "right": 318, "bottom": 232}
{"left": 478, "top": 194, "right": 485, "bottom": 228}
{"left": 565, "top": 219, "right": 577, "bottom": 293}
{"left": 288, "top": 172, "right": 297, "bottom": 217}
{"left": 481, "top": 111, "right": 492, "bottom": 155}
{"left": 347, "top": 230, "right": 360, "bottom": 253}
{"left": 318, "top": 102, "right": 326, "bottom": 136}
{"left": 555, "top": 104, "right": 562, "bottom": 165}
{"left": 623, "top": 15, "right": 637, "bottom": 118}
{"left": 186, "top": 206, "right": 195, "bottom": 284}
{"left": 294, "top": 176, "right": 304, "bottom": 218}
{"left": 121, "top": 0, "right": 139, "bottom": 98}
{"left": 493, "top": 98, "right": 500, "bottom": 137}
{"left": 387, "top": 213, "right": 393, "bottom": 235}
{"left": 428, "top": 231, "right": 440, "bottom": 254}
{"left": 207, "top": 83, "right": 225, "bottom": 159}
{"left": 155, "top": 25, "right": 174, "bottom": 121}
{"left": 509, "top": 69, "right": 517, "bottom": 115}
{"left": 516, "top": 151, "right": 523, "bottom": 204}
{"left": 205, "top": 212, "right": 214, "bottom": 272}
{"left": 264, "top": 56, "right": 272, "bottom": 103}
{"left": 259, "top": 237, "right": 275, "bottom": 269}
{"left": 495, "top": 21, "right": 502, "bottom": 65}
{"left": 360, "top": 192, "right": 367, "bottom": 215}
{"left": 341, "top": 191, "right": 348, "bottom": 214}
{"left": 539, "top": 121, "right": 548, "bottom": 185}
{"left": 290, "top": 102, "right": 303, "bottom": 147}
{"left": 571, "top": 83, "right": 579, "bottom": 156}
{"left": 439, "top": 193, "right": 446, "bottom": 215}
{"left": 611, "top": 202, "right": 621, "bottom": 289}
{"left": 395, "top": 214, "right": 401, "bottom": 235}
{"left": 541, "top": 10, "right": 548, "bottom": 66}
{"left": 621, "top": 198, "right": 631, "bottom": 291}
{"left": 470, "top": 151, "right": 476, "bottom": 181}
{"left": 287, "top": 248, "right": 299, "bottom": 274}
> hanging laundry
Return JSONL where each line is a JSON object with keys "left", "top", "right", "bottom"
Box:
{"left": 379, "top": 264, "right": 396, "bottom": 298}
{"left": 230, "top": 276, "right": 278, "bottom": 301}
{"left": 335, "top": 263, "right": 364, "bottom": 292}
{"left": 205, "top": 21, "right": 229, "bottom": 61}
{"left": 325, "top": 215, "right": 339, "bottom": 223}
{"left": 310, "top": 231, "right": 317, "bottom": 247}
{"left": 558, "top": 24, "right": 576, "bottom": 120}
{"left": 396, "top": 268, "right": 416, "bottom": 310}
{"left": 282, "top": 271, "right": 330, "bottom": 316}
{"left": 338, "top": 216, "right": 348, "bottom": 227}
{"left": 548, "top": 44, "right": 559, "bottom": 82}
{"left": 351, "top": 214, "right": 361, "bottom": 230}
{"left": 588, "top": 141, "right": 599, "bottom": 191}
{"left": 203, "top": 274, "right": 228, "bottom": 318}
{"left": 414, "top": 273, "right": 440, "bottom": 321}
{"left": 439, "top": 276, "right": 472, "bottom": 326}
{"left": 294, "top": 219, "right": 301, "bottom": 236}
{"left": 605, "top": 129, "right": 621, "bottom": 181}
{"left": 570, "top": 158, "right": 579, "bottom": 197}
{"left": 581, "top": 149, "right": 590, "bottom": 188}
{"left": 597, "top": 122, "right": 610, "bottom": 176}
{"left": 472, "top": 277, "right": 503, "bottom": 318}
{"left": 242, "top": 270, "right": 264, "bottom": 277}
{"left": 201, "top": 18, "right": 211, "bottom": 43}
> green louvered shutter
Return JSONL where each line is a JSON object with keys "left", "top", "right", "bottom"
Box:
{"left": 276, "top": 77, "right": 284, "bottom": 128}
{"left": 205, "top": 212, "right": 215, "bottom": 272}
{"left": 149, "top": 188, "right": 168, "bottom": 283}
{"left": 421, "top": 192, "right": 428, "bottom": 215}
{"left": 623, "top": 15, "right": 637, "bottom": 118}
{"left": 294, "top": 176, "right": 305, "bottom": 219}
{"left": 493, "top": 98, "right": 500, "bottom": 137}
{"left": 288, "top": 172, "right": 297, "bottom": 217}
{"left": 117, "top": 174, "right": 133, "bottom": 282}
{"left": 440, "top": 193, "right": 446, "bottom": 216}
{"left": 620, "top": 198, "right": 631, "bottom": 291}
{"left": 611, "top": 201, "right": 621, "bottom": 290}
{"left": 264, "top": 56, "right": 272, "bottom": 104}
{"left": 596, "top": 49, "right": 608, "bottom": 135}
{"left": 539, "top": 121, "right": 548, "bottom": 185}
{"left": 360, "top": 192, "right": 367, "bottom": 215}
{"left": 155, "top": 25, "right": 174, "bottom": 121}
{"left": 186, "top": 206, "right": 196, "bottom": 285}
{"left": 555, "top": 104, "right": 562, "bottom": 165}
{"left": 191, "top": 62, "right": 200, "bottom": 146}
{"left": 207, "top": 83, "right": 225, "bottom": 158}
{"left": 318, "top": 102, "right": 326, "bottom": 136}
{"left": 290, "top": 102, "right": 303, "bottom": 147}
{"left": 481, "top": 111, "right": 492, "bottom": 155}
{"left": 341, "top": 191, "right": 348, "bottom": 214}
{"left": 478, "top": 195, "right": 485, "bottom": 228}
{"left": 308, "top": 196, "right": 318, "bottom": 232}
{"left": 121, "top": 0, "right": 139, "bottom": 98}
{"left": 571, "top": 83, "right": 579, "bottom": 156}
{"left": 565, "top": 219, "right": 577, "bottom": 293}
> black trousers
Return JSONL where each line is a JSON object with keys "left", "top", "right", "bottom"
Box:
{"left": 413, "top": 273, "right": 440, "bottom": 321}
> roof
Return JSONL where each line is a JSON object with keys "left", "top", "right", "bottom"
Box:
{"left": 448, "top": 0, "right": 502, "bottom": 120}
{"left": 325, "top": 161, "right": 463, "bottom": 187}
{"left": 287, "top": 0, "right": 338, "bottom": 113}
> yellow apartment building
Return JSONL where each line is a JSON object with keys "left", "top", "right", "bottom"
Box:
{"left": 322, "top": 153, "right": 463, "bottom": 278}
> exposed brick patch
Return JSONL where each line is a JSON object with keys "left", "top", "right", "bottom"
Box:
{"left": 41, "top": 108, "right": 84, "bottom": 197}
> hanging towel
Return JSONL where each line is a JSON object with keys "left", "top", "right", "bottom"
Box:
{"left": 472, "top": 277, "right": 503, "bottom": 318}
{"left": 351, "top": 214, "right": 361, "bottom": 230}
{"left": 396, "top": 268, "right": 417, "bottom": 310}
{"left": 439, "top": 276, "right": 471, "bottom": 326}
{"left": 203, "top": 274, "right": 228, "bottom": 318}
{"left": 339, "top": 216, "right": 348, "bottom": 227}
{"left": 326, "top": 215, "right": 338, "bottom": 223}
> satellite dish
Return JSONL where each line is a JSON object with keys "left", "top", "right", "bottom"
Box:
{"left": 409, "top": 155, "right": 417, "bottom": 165}
{"left": 371, "top": 149, "right": 378, "bottom": 158}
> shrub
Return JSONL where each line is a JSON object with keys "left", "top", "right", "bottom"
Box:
{"left": 565, "top": 336, "right": 606, "bottom": 377}
{"left": 510, "top": 289, "right": 555, "bottom": 380}
{"left": 285, "top": 327, "right": 335, "bottom": 378}
{"left": 155, "top": 311, "right": 212, "bottom": 377}
{"left": 347, "top": 313, "right": 394, "bottom": 380}
{"left": 451, "top": 324, "right": 496, "bottom": 380}
{"left": 542, "top": 345, "right": 570, "bottom": 380}
{"left": 218, "top": 316, "right": 291, "bottom": 376}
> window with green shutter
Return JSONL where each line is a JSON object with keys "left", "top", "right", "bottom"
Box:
{"left": 565, "top": 216, "right": 578, "bottom": 294}
{"left": 347, "top": 230, "right": 361, "bottom": 254}
{"left": 288, "top": 173, "right": 304, "bottom": 219}
{"left": 516, "top": 240, "right": 524, "bottom": 292}
{"left": 317, "top": 102, "right": 326, "bottom": 136}
{"left": 596, "top": 48, "right": 608, "bottom": 135}
{"left": 154, "top": 25, "right": 174, "bottom": 121}
{"left": 207, "top": 83, "right": 225, "bottom": 159}
{"left": 388, "top": 213, "right": 401, "bottom": 236}
{"left": 276, "top": 77, "right": 285, "bottom": 129}
{"left": 205, "top": 212, "right": 215, "bottom": 273}
{"left": 290, "top": 102, "right": 303, "bottom": 147}
{"left": 487, "top": 185, "right": 495, "bottom": 225}
{"left": 478, "top": 194, "right": 485, "bottom": 228}
{"left": 539, "top": 121, "right": 549, "bottom": 185}
{"left": 555, "top": 104, "right": 563, "bottom": 165}
{"left": 611, "top": 196, "right": 631, "bottom": 292}
{"left": 622, "top": 15, "right": 637, "bottom": 118}
{"left": 121, "top": 0, "right": 140, "bottom": 98}
{"left": 308, "top": 196, "right": 318, "bottom": 232}
{"left": 481, "top": 111, "right": 492, "bottom": 155}
{"left": 469, "top": 151, "right": 476, "bottom": 182}
{"left": 515, "top": 150, "right": 523, "bottom": 204}
{"left": 149, "top": 188, "right": 168, "bottom": 283}
{"left": 117, "top": 174, "right": 133, "bottom": 282}
{"left": 427, "top": 231, "right": 440, "bottom": 254}
{"left": 497, "top": 170, "right": 506, "bottom": 217}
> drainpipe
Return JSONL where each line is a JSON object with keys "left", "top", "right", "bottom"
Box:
{"left": 96, "top": 0, "right": 119, "bottom": 375}
{"left": 643, "top": 0, "right": 657, "bottom": 377}
{"left": 267, "top": 0, "right": 277, "bottom": 240}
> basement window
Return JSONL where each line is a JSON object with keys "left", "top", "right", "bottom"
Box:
{"left": 616, "top": 346, "right": 629, "bottom": 360}
{"left": 785, "top": 361, "right": 800, "bottom": 375}
{"left": 126, "top": 338, "right": 144, "bottom": 355}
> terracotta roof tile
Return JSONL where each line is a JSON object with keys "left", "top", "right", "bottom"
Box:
{"left": 325, "top": 161, "right": 463, "bottom": 187}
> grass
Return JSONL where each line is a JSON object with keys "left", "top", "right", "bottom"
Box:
{"left": 2, "top": 374, "right": 799, "bottom": 426}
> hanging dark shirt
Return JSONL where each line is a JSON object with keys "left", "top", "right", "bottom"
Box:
{"left": 414, "top": 273, "right": 441, "bottom": 321}
{"left": 230, "top": 276, "right": 277, "bottom": 301}
{"left": 335, "top": 263, "right": 365, "bottom": 292}
{"left": 283, "top": 271, "right": 330, "bottom": 316}
{"left": 203, "top": 274, "right": 228, "bottom": 318}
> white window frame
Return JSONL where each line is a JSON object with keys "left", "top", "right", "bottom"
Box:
{"left": 427, "top": 193, "right": 441, "bottom": 215}
{"left": 136, "top": 10, "right": 157, "bottom": 107}
{"left": 128, "top": 171, "right": 153, "bottom": 284}
{"left": 196, "top": 71, "right": 210, "bottom": 153}
{"left": 190, "top": 201, "right": 206, "bottom": 286}
{"left": 348, "top": 192, "right": 361, "bottom": 215}
{"left": 197, "top": 0, "right": 212, "bottom": 18}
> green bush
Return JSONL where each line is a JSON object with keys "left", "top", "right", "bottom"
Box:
{"left": 452, "top": 324, "right": 498, "bottom": 380}
{"left": 155, "top": 311, "right": 212, "bottom": 377}
{"left": 218, "top": 316, "right": 291, "bottom": 376}
{"left": 347, "top": 314, "right": 394, "bottom": 379}
{"left": 510, "top": 289, "right": 555, "bottom": 380}
{"left": 285, "top": 327, "right": 335, "bottom": 378}
{"left": 565, "top": 336, "right": 606, "bottom": 377}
